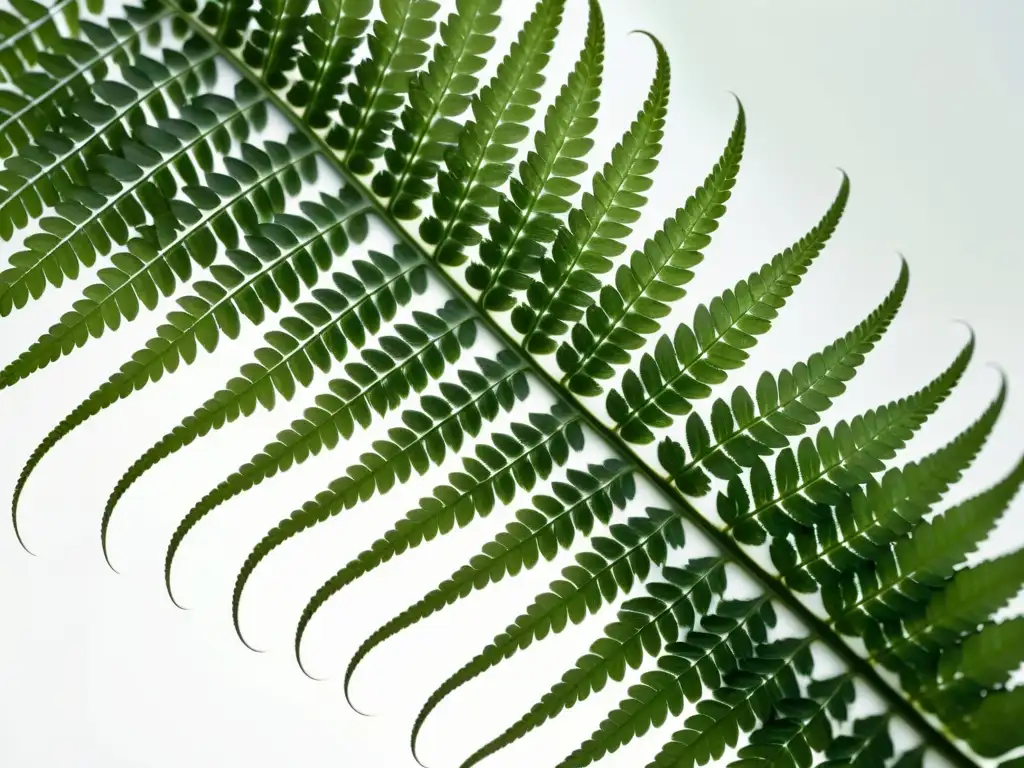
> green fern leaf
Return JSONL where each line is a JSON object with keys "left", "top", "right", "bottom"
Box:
{"left": 607, "top": 174, "right": 849, "bottom": 444}
{"left": 560, "top": 102, "right": 746, "bottom": 396}
{"left": 0, "top": 9, "right": 167, "bottom": 159}
{"left": 560, "top": 597, "right": 774, "bottom": 768}
{"left": 342, "top": 459, "right": 636, "bottom": 704}
{"left": 419, "top": 0, "right": 565, "bottom": 266}
{"left": 227, "top": 351, "right": 529, "bottom": 638}
{"left": 0, "top": 38, "right": 217, "bottom": 242}
{"left": 965, "top": 687, "right": 1024, "bottom": 758}
{"left": 873, "top": 544, "right": 1024, "bottom": 673}
{"left": 243, "top": 0, "right": 310, "bottom": 89}
{"left": 922, "top": 617, "right": 1024, "bottom": 723}
{"left": 817, "top": 715, "right": 893, "bottom": 768}
{"left": 330, "top": 0, "right": 441, "bottom": 173}
{"left": 104, "top": 239, "right": 421, "bottom": 533}
{"left": 0, "top": 78, "right": 269, "bottom": 315}
{"left": 373, "top": 0, "right": 500, "bottom": 219}
{"left": 728, "top": 674, "right": 856, "bottom": 768}
{"left": 513, "top": 32, "right": 670, "bottom": 354}
{"left": 781, "top": 377, "right": 1005, "bottom": 594}
{"left": 11, "top": 188, "right": 368, "bottom": 546}
{"left": 293, "top": 402, "right": 583, "bottom": 675}
{"left": 462, "top": 558, "right": 730, "bottom": 767}
{"left": 0, "top": 0, "right": 80, "bottom": 80}
{"left": 661, "top": 257, "right": 909, "bottom": 496}
{"left": 1, "top": 134, "right": 316, "bottom": 387}
{"left": 720, "top": 336, "right": 973, "bottom": 546}
{"left": 410, "top": 507, "right": 687, "bottom": 760}
{"left": 646, "top": 637, "right": 813, "bottom": 768}
{"left": 288, "top": 0, "right": 372, "bottom": 127}
{"left": 466, "top": 0, "right": 605, "bottom": 310}
{"left": 104, "top": 301, "right": 475, "bottom": 567}
{"left": 833, "top": 453, "right": 1024, "bottom": 638}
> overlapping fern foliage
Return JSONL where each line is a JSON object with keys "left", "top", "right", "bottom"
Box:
{"left": 2, "top": 0, "right": 1022, "bottom": 765}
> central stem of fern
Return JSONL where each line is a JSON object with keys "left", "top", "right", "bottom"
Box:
{"left": 161, "top": 5, "right": 978, "bottom": 765}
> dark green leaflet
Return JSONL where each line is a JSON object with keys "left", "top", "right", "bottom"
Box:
{"left": 646, "top": 637, "right": 814, "bottom": 768}
{"left": 558, "top": 597, "right": 775, "bottom": 768}
{"left": 227, "top": 351, "right": 531, "bottom": 638}
{"left": 0, "top": 0, "right": 80, "bottom": 80}
{"left": 0, "top": 78, "right": 269, "bottom": 315}
{"left": 332, "top": 0, "right": 442, "bottom": 173}
{"left": 514, "top": 32, "right": 670, "bottom": 355}
{"left": 294, "top": 401, "right": 583, "bottom": 676}
{"left": 466, "top": 0, "right": 604, "bottom": 310}
{"left": 0, "top": 134, "right": 316, "bottom": 388}
{"left": 559, "top": 102, "right": 745, "bottom": 397}
{"left": 373, "top": 0, "right": 499, "bottom": 219}
{"left": 0, "top": 38, "right": 218, "bottom": 242}
{"left": 411, "top": 507, "right": 687, "bottom": 759}
{"left": 129, "top": 301, "right": 475, "bottom": 571}
{"left": 607, "top": 176, "right": 849, "bottom": 445}
{"left": 462, "top": 558, "right": 728, "bottom": 767}
{"left": 245, "top": 0, "right": 312, "bottom": 89}
{"left": 778, "top": 380, "right": 1005, "bottom": 596}
{"left": 102, "top": 232, "right": 419, "bottom": 541}
{"left": 660, "top": 258, "right": 909, "bottom": 498}
{"left": 718, "top": 337, "right": 973, "bottom": 546}
{"left": 11, "top": 187, "right": 367, "bottom": 549}
{"left": 727, "top": 673, "right": 856, "bottom": 768}
{"left": 290, "top": 0, "right": 373, "bottom": 128}
{"left": 342, "top": 459, "right": 636, "bottom": 707}
{"left": 826, "top": 438, "right": 1022, "bottom": 638}
{"left": 419, "top": 0, "right": 565, "bottom": 266}
{"left": 0, "top": 7, "right": 168, "bottom": 160}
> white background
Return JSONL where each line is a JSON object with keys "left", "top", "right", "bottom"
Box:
{"left": 1, "top": 1, "right": 1022, "bottom": 767}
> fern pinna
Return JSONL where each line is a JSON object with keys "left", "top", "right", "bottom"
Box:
{"left": 2, "top": 0, "right": 1021, "bottom": 766}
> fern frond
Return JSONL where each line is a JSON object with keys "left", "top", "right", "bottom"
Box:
{"left": 294, "top": 401, "right": 583, "bottom": 675}
{"left": 244, "top": 0, "right": 310, "bottom": 89}
{"left": 104, "top": 301, "right": 475, "bottom": 566}
{"left": 0, "top": 38, "right": 218, "bottom": 242}
{"left": 343, "top": 459, "right": 636, "bottom": 704}
{"left": 419, "top": 0, "right": 565, "bottom": 266}
{"left": 289, "top": 0, "right": 372, "bottom": 127}
{"left": 514, "top": 32, "right": 670, "bottom": 354}
{"left": 1, "top": 134, "right": 317, "bottom": 388}
{"left": 0, "top": 0, "right": 80, "bottom": 80}
{"left": 0, "top": 8, "right": 166, "bottom": 160}
{"left": 373, "top": 0, "right": 500, "bottom": 219}
{"left": 105, "top": 238, "right": 418, "bottom": 533}
{"left": 607, "top": 174, "right": 849, "bottom": 444}
{"left": 467, "top": 0, "right": 604, "bottom": 310}
{"left": 833, "top": 454, "right": 1024, "bottom": 639}
{"left": 720, "top": 336, "right": 973, "bottom": 546}
{"left": 331, "top": 0, "right": 441, "bottom": 173}
{"left": 964, "top": 686, "right": 1024, "bottom": 759}
{"left": 872, "top": 543, "right": 1024, "bottom": 672}
{"left": 818, "top": 714, "right": 893, "bottom": 768}
{"left": 462, "top": 558, "right": 729, "bottom": 767}
{"left": 409, "top": 506, "right": 687, "bottom": 759}
{"left": 728, "top": 673, "right": 856, "bottom": 768}
{"left": 780, "top": 378, "right": 1005, "bottom": 594}
{"left": 559, "top": 597, "right": 775, "bottom": 768}
{"left": 661, "top": 257, "right": 909, "bottom": 497}
{"left": 646, "top": 637, "right": 813, "bottom": 768}
{"left": 560, "top": 102, "right": 745, "bottom": 396}
{"left": 0, "top": 78, "right": 269, "bottom": 315}
{"left": 227, "top": 351, "right": 529, "bottom": 637}
{"left": 11, "top": 188, "right": 367, "bottom": 545}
